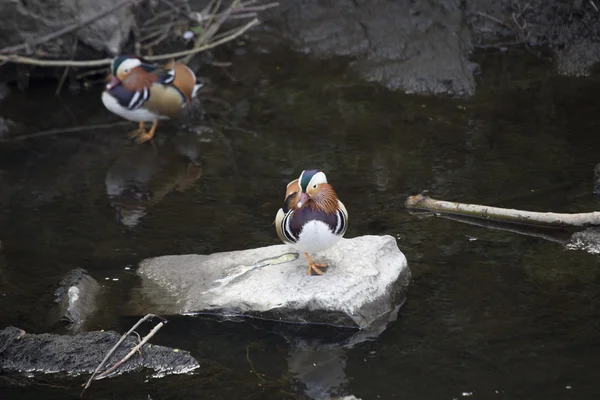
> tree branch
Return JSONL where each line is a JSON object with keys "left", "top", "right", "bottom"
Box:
{"left": 405, "top": 192, "right": 600, "bottom": 228}
{"left": 0, "top": 17, "right": 259, "bottom": 67}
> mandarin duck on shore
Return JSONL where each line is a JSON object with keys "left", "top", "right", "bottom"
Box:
{"left": 101, "top": 55, "right": 203, "bottom": 144}
{"left": 275, "top": 169, "right": 349, "bottom": 276}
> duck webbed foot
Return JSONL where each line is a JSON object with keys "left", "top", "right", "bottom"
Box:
{"left": 130, "top": 120, "right": 159, "bottom": 144}
{"left": 128, "top": 121, "right": 148, "bottom": 139}
{"left": 304, "top": 252, "right": 328, "bottom": 276}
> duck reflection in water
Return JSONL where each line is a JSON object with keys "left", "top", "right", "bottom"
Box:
{"left": 105, "top": 130, "right": 203, "bottom": 228}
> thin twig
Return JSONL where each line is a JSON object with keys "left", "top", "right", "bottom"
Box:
{"left": 142, "top": 24, "right": 174, "bottom": 49}
{"left": 56, "top": 38, "right": 79, "bottom": 95}
{"left": 74, "top": 67, "right": 110, "bottom": 80}
{"left": 80, "top": 314, "right": 166, "bottom": 398}
{"left": 142, "top": 10, "right": 173, "bottom": 27}
{"left": 158, "top": 0, "right": 199, "bottom": 22}
{"left": 246, "top": 346, "right": 266, "bottom": 382}
{"left": 147, "top": 17, "right": 259, "bottom": 61}
{"left": 0, "top": 55, "right": 112, "bottom": 67}
{"left": 95, "top": 322, "right": 165, "bottom": 380}
{"left": 0, "top": 0, "right": 138, "bottom": 55}
{"left": 0, "top": 17, "right": 259, "bottom": 67}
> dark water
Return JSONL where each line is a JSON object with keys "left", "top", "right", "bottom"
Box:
{"left": 2, "top": 44, "right": 600, "bottom": 399}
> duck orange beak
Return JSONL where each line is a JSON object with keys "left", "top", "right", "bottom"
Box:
{"left": 106, "top": 75, "right": 120, "bottom": 90}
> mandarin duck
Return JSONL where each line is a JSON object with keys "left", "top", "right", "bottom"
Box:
{"left": 101, "top": 55, "right": 203, "bottom": 144}
{"left": 275, "top": 169, "right": 349, "bottom": 276}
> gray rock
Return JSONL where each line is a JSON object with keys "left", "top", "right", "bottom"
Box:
{"left": 273, "top": 0, "right": 475, "bottom": 95}
{"left": 49, "top": 268, "right": 101, "bottom": 332}
{"left": 0, "top": 326, "right": 199, "bottom": 377}
{"left": 566, "top": 228, "right": 600, "bottom": 255}
{"left": 128, "top": 235, "right": 410, "bottom": 329}
{"left": 0, "top": 0, "right": 133, "bottom": 56}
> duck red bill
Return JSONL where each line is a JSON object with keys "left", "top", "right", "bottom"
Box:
{"left": 106, "top": 76, "right": 120, "bottom": 90}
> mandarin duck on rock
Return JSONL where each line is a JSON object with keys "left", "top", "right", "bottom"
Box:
{"left": 275, "top": 169, "right": 349, "bottom": 276}
{"left": 102, "top": 55, "right": 203, "bottom": 144}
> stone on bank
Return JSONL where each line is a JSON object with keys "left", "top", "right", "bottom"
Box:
{"left": 128, "top": 235, "right": 411, "bottom": 329}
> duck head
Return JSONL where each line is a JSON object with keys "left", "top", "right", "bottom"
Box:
{"left": 295, "top": 169, "right": 341, "bottom": 216}
{"left": 106, "top": 55, "right": 148, "bottom": 90}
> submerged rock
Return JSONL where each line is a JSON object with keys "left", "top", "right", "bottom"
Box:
{"left": 566, "top": 228, "right": 600, "bottom": 255}
{"left": 49, "top": 268, "right": 101, "bottom": 332}
{"left": 128, "top": 235, "right": 410, "bottom": 329}
{"left": 0, "top": 326, "right": 199, "bottom": 377}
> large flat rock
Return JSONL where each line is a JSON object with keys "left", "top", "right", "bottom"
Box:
{"left": 127, "top": 235, "right": 410, "bottom": 329}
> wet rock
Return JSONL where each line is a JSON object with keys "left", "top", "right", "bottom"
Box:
{"left": 0, "top": 0, "right": 133, "bottom": 56}
{"left": 566, "top": 228, "right": 600, "bottom": 255}
{"left": 128, "top": 235, "right": 410, "bottom": 329}
{"left": 49, "top": 268, "right": 101, "bottom": 332}
{"left": 0, "top": 326, "right": 199, "bottom": 377}
{"left": 272, "top": 0, "right": 475, "bottom": 95}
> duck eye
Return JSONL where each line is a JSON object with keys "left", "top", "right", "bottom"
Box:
{"left": 124, "top": 68, "right": 130, "bottom": 73}
{"left": 312, "top": 184, "right": 317, "bottom": 189}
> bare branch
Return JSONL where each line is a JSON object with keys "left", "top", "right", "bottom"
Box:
{"left": 405, "top": 192, "right": 600, "bottom": 228}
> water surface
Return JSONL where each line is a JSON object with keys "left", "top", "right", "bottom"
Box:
{"left": 1, "top": 45, "right": 600, "bottom": 399}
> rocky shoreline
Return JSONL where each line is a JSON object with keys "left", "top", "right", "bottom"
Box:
{"left": 0, "top": 0, "right": 599, "bottom": 95}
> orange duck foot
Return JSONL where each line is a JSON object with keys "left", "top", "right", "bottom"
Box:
{"left": 304, "top": 252, "right": 328, "bottom": 276}
{"left": 129, "top": 120, "right": 159, "bottom": 144}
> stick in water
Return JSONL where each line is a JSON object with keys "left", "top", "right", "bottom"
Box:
{"left": 405, "top": 192, "right": 600, "bottom": 228}
{"left": 80, "top": 314, "right": 168, "bottom": 399}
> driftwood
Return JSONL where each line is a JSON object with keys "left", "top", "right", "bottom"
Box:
{"left": 405, "top": 192, "right": 600, "bottom": 228}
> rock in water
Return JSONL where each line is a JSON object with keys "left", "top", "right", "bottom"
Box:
{"left": 0, "top": 326, "right": 199, "bottom": 377}
{"left": 49, "top": 268, "right": 101, "bottom": 332}
{"left": 128, "top": 235, "right": 410, "bottom": 329}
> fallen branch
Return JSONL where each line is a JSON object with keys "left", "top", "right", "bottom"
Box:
{"left": 405, "top": 192, "right": 600, "bottom": 228}
{"left": 80, "top": 314, "right": 168, "bottom": 399}
{"left": 94, "top": 321, "right": 165, "bottom": 380}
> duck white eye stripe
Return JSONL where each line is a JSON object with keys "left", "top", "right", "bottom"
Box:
{"left": 308, "top": 172, "right": 328, "bottom": 188}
